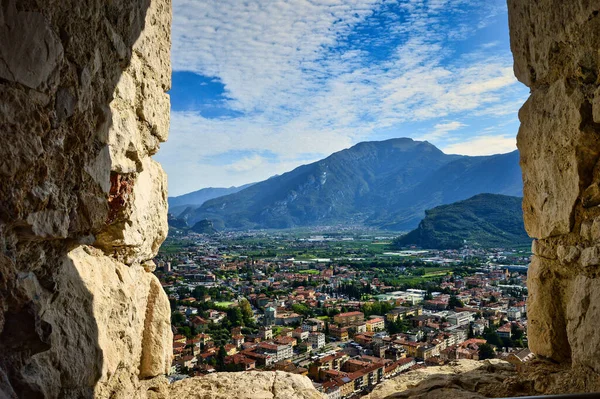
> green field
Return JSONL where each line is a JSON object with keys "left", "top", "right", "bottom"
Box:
{"left": 298, "top": 270, "right": 320, "bottom": 275}
{"left": 214, "top": 301, "right": 234, "bottom": 307}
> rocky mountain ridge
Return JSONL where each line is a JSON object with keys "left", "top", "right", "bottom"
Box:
{"left": 168, "top": 183, "right": 253, "bottom": 217}
{"left": 183, "top": 139, "right": 522, "bottom": 231}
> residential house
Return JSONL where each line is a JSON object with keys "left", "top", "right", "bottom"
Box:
{"left": 330, "top": 325, "right": 349, "bottom": 341}
{"left": 308, "top": 332, "right": 326, "bottom": 349}
{"left": 497, "top": 323, "right": 512, "bottom": 339}
{"left": 257, "top": 342, "right": 293, "bottom": 362}
{"left": 293, "top": 327, "right": 309, "bottom": 341}
{"left": 366, "top": 317, "right": 385, "bottom": 332}
{"left": 334, "top": 311, "right": 365, "bottom": 326}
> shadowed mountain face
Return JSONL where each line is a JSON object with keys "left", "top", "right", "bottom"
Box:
{"left": 182, "top": 138, "right": 523, "bottom": 231}
{"left": 393, "top": 194, "right": 530, "bottom": 249}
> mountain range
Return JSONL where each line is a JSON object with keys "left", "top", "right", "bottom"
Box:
{"left": 393, "top": 194, "right": 530, "bottom": 249}
{"left": 174, "top": 138, "right": 523, "bottom": 231}
{"left": 168, "top": 183, "right": 253, "bottom": 217}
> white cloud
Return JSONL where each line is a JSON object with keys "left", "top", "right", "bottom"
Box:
{"left": 481, "top": 41, "right": 500, "bottom": 49}
{"left": 417, "top": 121, "right": 467, "bottom": 141}
{"left": 225, "top": 155, "right": 265, "bottom": 172}
{"left": 172, "top": 0, "right": 383, "bottom": 113}
{"left": 442, "top": 134, "right": 517, "bottom": 156}
{"left": 163, "top": 0, "right": 528, "bottom": 194}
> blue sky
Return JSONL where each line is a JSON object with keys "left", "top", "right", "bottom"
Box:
{"left": 158, "top": 0, "right": 529, "bottom": 196}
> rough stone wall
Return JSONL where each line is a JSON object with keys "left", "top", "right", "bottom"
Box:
{"left": 0, "top": 0, "right": 173, "bottom": 397}
{"left": 0, "top": 2, "right": 325, "bottom": 399}
{"left": 168, "top": 371, "right": 325, "bottom": 399}
{"left": 508, "top": 0, "right": 600, "bottom": 376}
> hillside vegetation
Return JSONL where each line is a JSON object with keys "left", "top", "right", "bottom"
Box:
{"left": 393, "top": 194, "right": 530, "bottom": 249}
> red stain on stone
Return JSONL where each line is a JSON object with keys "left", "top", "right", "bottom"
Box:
{"left": 107, "top": 173, "right": 134, "bottom": 223}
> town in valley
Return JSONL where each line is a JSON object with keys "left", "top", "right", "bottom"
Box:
{"left": 154, "top": 228, "right": 532, "bottom": 398}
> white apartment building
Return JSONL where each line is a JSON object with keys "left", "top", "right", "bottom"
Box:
{"left": 308, "top": 332, "right": 325, "bottom": 349}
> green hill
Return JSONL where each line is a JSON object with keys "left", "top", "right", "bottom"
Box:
{"left": 190, "top": 219, "right": 217, "bottom": 235}
{"left": 393, "top": 194, "right": 530, "bottom": 249}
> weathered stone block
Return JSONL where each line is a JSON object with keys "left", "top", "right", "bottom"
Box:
{"left": 0, "top": 7, "right": 63, "bottom": 90}
{"left": 566, "top": 275, "right": 600, "bottom": 373}
{"left": 169, "top": 371, "right": 324, "bottom": 399}
{"left": 0, "top": 0, "right": 173, "bottom": 397}
{"left": 526, "top": 256, "right": 571, "bottom": 362}
{"left": 579, "top": 247, "right": 600, "bottom": 268}
{"left": 517, "top": 82, "right": 582, "bottom": 239}
{"left": 557, "top": 245, "right": 581, "bottom": 264}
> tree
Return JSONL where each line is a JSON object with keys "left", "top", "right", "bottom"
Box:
{"left": 239, "top": 299, "right": 254, "bottom": 325}
{"left": 172, "top": 311, "right": 186, "bottom": 325}
{"left": 448, "top": 295, "right": 464, "bottom": 309}
{"left": 178, "top": 326, "right": 192, "bottom": 338}
{"left": 216, "top": 346, "right": 227, "bottom": 371}
{"left": 511, "top": 324, "right": 524, "bottom": 341}
{"left": 388, "top": 317, "right": 409, "bottom": 335}
{"left": 483, "top": 330, "right": 503, "bottom": 347}
{"left": 292, "top": 303, "right": 310, "bottom": 316}
{"left": 478, "top": 343, "right": 495, "bottom": 360}
{"left": 468, "top": 325, "right": 474, "bottom": 339}
{"left": 227, "top": 307, "right": 244, "bottom": 328}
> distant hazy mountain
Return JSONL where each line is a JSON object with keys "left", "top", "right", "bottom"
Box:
{"left": 393, "top": 194, "right": 530, "bottom": 249}
{"left": 168, "top": 183, "right": 254, "bottom": 216}
{"left": 184, "top": 138, "right": 523, "bottom": 231}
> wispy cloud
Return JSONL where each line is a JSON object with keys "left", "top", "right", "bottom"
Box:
{"left": 161, "top": 0, "right": 528, "bottom": 195}
{"left": 418, "top": 121, "right": 467, "bottom": 141}
{"left": 442, "top": 134, "right": 517, "bottom": 156}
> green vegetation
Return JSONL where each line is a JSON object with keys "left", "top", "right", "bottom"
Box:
{"left": 448, "top": 295, "right": 464, "bottom": 309}
{"left": 190, "top": 219, "right": 217, "bottom": 234}
{"left": 298, "top": 269, "right": 320, "bottom": 275}
{"left": 214, "top": 301, "right": 234, "bottom": 307}
{"left": 478, "top": 343, "right": 495, "bottom": 360}
{"left": 394, "top": 194, "right": 531, "bottom": 249}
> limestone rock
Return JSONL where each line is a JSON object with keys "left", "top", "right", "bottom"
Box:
{"left": 95, "top": 158, "right": 168, "bottom": 264}
{"left": 26, "top": 210, "right": 70, "bottom": 239}
{"left": 0, "top": 0, "right": 172, "bottom": 397}
{"left": 594, "top": 87, "right": 600, "bottom": 124}
{"left": 566, "top": 275, "right": 600, "bottom": 373}
{"left": 13, "top": 246, "right": 172, "bottom": 398}
{"left": 526, "top": 256, "right": 571, "bottom": 362}
{"left": 365, "top": 360, "right": 517, "bottom": 399}
{"left": 582, "top": 183, "right": 600, "bottom": 208}
{"left": 169, "top": 371, "right": 324, "bottom": 399}
{"left": 85, "top": 146, "right": 112, "bottom": 194}
{"left": 556, "top": 245, "right": 580, "bottom": 264}
{"left": 579, "top": 246, "right": 600, "bottom": 268}
{"left": 366, "top": 359, "right": 600, "bottom": 399}
{"left": 139, "top": 276, "right": 173, "bottom": 378}
{"left": 531, "top": 239, "right": 557, "bottom": 260}
{"left": 516, "top": 80, "right": 583, "bottom": 239}
{"left": 0, "top": 5, "right": 63, "bottom": 90}
{"left": 509, "top": 0, "right": 600, "bottom": 383}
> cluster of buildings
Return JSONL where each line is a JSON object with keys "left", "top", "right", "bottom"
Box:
{"left": 156, "top": 232, "right": 533, "bottom": 396}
